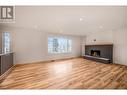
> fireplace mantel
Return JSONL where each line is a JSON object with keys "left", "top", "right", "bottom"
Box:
{"left": 85, "top": 44, "right": 113, "bottom": 46}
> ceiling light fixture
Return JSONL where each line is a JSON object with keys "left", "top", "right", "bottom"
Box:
{"left": 80, "top": 16, "right": 85, "bottom": 21}
{"left": 80, "top": 18, "right": 83, "bottom": 21}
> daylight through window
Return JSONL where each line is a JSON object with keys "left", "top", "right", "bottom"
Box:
{"left": 3, "top": 32, "right": 11, "bottom": 53}
{"left": 48, "top": 37, "right": 72, "bottom": 53}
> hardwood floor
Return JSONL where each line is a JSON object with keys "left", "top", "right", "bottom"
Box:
{"left": 0, "top": 58, "right": 127, "bottom": 89}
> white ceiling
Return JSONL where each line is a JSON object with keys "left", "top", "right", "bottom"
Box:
{"left": 1, "top": 6, "right": 127, "bottom": 36}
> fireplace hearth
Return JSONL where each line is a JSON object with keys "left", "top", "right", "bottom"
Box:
{"left": 84, "top": 44, "right": 113, "bottom": 63}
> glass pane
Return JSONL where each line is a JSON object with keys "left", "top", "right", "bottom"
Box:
{"left": 3, "top": 32, "right": 10, "bottom": 53}
{"left": 48, "top": 37, "right": 72, "bottom": 53}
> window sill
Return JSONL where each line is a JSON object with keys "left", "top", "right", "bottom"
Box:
{"left": 48, "top": 52, "right": 72, "bottom": 55}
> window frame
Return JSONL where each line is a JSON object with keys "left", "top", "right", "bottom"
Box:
{"left": 2, "top": 32, "right": 11, "bottom": 53}
{"left": 47, "top": 36, "right": 72, "bottom": 54}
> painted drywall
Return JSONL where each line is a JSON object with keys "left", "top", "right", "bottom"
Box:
{"left": 113, "top": 28, "right": 127, "bottom": 65}
{"left": 2, "top": 6, "right": 127, "bottom": 36}
{"left": 1, "top": 25, "right": 127, "bottom": 65}
{"left": 81, "top": 37, "right": 86, "bottom": 56}
{"left": 1, "top": 6, "right": 127, "bottom": 65}
{"left": 85, "top": 29, "right": 127, "bottom": 65}
{"left": 1, "top": 26, "right": 82, "bottom": 64}
{"left": 86, "top": 31, "right": 113, "bottom": 45}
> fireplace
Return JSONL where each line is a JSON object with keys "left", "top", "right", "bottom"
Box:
{"left": 91, "top": 50, "right": 100, "bottom": 57}
{"left": 84, "top": 44, "right": 113, "bottom": 63}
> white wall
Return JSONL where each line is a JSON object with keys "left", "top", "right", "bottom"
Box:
{"left": 86, "top": 31, "right": 113, "bottom": 45}
{"left": 1, "top": 25, "right": 127, "bottom": 66}
{"left": 1, "top": 26, "right": 82, "bottom": 64}
{"left": 81, "top": 36, "right": 86, "bottom": 56}
{"left": 85, "top": 29, "right": 127, "bottom": 65}
{"left": 113, "top": 28, "right": 127, "bottom": 65}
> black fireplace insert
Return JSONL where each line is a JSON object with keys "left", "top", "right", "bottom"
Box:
{"left": 91, "top": 50, "right": 100, "bottom": 57}
{"left": 84, "top": 44, "right": 113, "bottom": 63}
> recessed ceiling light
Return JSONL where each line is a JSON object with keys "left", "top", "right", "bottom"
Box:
{"left": 80, "top": 18, "right": 83, "bottom": 21}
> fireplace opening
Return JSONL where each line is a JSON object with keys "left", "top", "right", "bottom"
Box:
{"left": 91, "top": 50, "right": 100, "bottom": 57}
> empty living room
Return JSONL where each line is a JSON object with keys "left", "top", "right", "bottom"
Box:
{"left": 0, "top": 5, "right": 127, "bottom": 93}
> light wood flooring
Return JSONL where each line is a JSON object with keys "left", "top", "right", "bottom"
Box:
{"left": 0, "top": 58, "right": 127, "bottom": 89}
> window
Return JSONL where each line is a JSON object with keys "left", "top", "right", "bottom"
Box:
{"left": 3, "top": 32, "right": 11, "bottom": 53}
{"left": 48, "top": 37, "right": 72, "bottom": 53}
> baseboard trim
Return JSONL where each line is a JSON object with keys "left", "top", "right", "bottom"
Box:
{"left": 15, "top": 56, "right": 81, "bottom": 66}
{"left": 113, "top": 62, "right": 127, "bottom": 66}
{"left": 0, "top": 66, "right": 14, "bottom": 83}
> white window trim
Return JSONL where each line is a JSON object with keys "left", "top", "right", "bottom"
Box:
{"left": 48, "top": 36, "right": 72, "bottom": 54}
